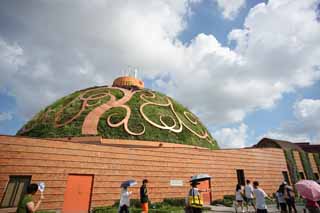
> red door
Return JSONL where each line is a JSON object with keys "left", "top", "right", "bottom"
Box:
{"left": 63, "top": 175, "right": 93, "bottom": 213}
{"left": 198, "top": 179, "right": 211, "bottom": 205}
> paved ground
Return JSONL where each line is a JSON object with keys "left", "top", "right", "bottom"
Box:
{"left": 203, "top": 204, "right": 306, "bottom": 212}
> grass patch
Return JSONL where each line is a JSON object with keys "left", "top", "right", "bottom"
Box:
{"left": 17, "top": 87, "right": 219, "bottom": 149}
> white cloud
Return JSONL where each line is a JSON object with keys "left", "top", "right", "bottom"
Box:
{"left": 260, "top": 98, "right": 320, "bottom": 144}
{"left": 213, "top": 0, "right": 246, "bottom": 20}
{"left": 167, "top": 0, "right": 320, "bottom": 126}
{"left": 0, "top": 112, "right": 13, "bottom": 122}
{"left": 294, "top": 99, "right": 320, "bottom": 127}
{"left": 0, "top": 0, "right": 190, "bottom": 118}
{"left": 260, "top": 128, "right": 312, "bottom": 143}
{"left": 0, "top": 0, "right": 319, "bottom": 145}
{"left": 213, "top": 123, "right": 248, "bottom": 148}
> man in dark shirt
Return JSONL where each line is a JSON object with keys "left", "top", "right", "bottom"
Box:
{"left": 140, "top": 179, "right": 149, "bottom": 213}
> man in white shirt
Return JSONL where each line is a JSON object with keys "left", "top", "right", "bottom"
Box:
{"left": 244, "top": 180, "right": 256, "bottom": 212}
{"left": 253, "top": 181, "right": 271, "bottom": 213}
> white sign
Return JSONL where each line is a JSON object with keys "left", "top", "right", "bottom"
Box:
{"left": 170, "top": 180, "right": 183, "bottom": 186}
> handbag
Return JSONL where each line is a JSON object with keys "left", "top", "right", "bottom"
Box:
{"left": 188, "top": 189, "right": 203, "bottom": 208}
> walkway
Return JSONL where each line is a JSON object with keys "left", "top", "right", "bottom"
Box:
{"left": 204, "top": 204, "right": 305, "bottom": 213}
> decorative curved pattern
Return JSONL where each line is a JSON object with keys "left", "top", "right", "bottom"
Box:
{"left": 139, "top": 91, "right": 213, "bottom": 144}
{"left": 18, "top": 86, "right": 122, "bottom": 134}
{"left": 55, "top": 87, "right": 114, "bottom": 127}
{"left": 107, "top": 105, "right": 145, "bottom": 136}
{"left": 82, "top": 87, "right": 143, "bottom": 135}
{"left": 18, "top": 86, "right": 215, "bottom": 147}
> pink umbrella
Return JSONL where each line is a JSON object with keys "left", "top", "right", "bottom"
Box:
{"left": 295, "top": 180, "right": 320, "bottom": 201}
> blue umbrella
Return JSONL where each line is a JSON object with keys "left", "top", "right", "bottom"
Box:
{"left": 121, "top": 180, "right": 137, "bottom": 188}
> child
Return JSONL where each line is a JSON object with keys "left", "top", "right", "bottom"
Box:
{"left": 235, "top": 184, "right": 244, "bottom": 213}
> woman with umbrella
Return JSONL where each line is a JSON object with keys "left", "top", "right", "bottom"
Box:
{"left": 119, "top": 180, "right": 136, "bottom": 213}
{"left": 295, "top": 180, "right": 320, "bottom": 213}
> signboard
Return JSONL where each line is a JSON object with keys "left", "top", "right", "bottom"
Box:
{"left": 170, "top": 180, "right": 183, "bottom": 186}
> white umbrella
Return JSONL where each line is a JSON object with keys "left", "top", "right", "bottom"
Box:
{"left": 190, "top": 174, "right": 211, "bottom": 182}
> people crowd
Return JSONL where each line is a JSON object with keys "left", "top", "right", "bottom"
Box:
{"left": 17, "top": 177, "right": 320, "bottom": 213}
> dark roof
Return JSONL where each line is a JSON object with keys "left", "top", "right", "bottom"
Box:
{"left": 295, "top": 142, "right": 320, "bottom": 153}
{"left": 254, "top": 138, "right": 303, "bottom": 151}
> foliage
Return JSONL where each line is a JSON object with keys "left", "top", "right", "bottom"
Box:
{"left": 93, "top": 203, "right": 184, "bottom": 213}
{"left": 162, "top": 198, "right": 186, "bottom": 207}
{"left": 313, "top": 153, "right": 320, "bottom": 173}
{"left": 36, "top": 211, "right": 56, "bottom": 213}
{"left": 17, "top": 87, "right": 219, "bottom": 150}
{"left": 284, "top": 150, "right": 300, "bottom": 184}
{"left": 93, "top": 198, "right": 202, "bottom": 212}
{"left": 299, "top": 151, "right": 315, "bottom": 180}
{"left": 211, "top": 195, "right": 235, "bottom": 207}
{"left": 98, "top": 90, "right": 218, "bottom": 149}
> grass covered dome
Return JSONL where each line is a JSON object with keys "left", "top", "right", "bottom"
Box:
{"left": 17, "top": 77, "right": 218, "bottom": 149}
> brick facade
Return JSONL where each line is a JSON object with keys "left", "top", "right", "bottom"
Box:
{"left": 0, "top": 135, "right": 287, "bottom": 211}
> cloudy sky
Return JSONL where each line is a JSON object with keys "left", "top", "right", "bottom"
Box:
{"left": 0, "top": 0, "right": 320, "bottom": 148}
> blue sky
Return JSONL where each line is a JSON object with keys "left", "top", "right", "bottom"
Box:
{"left": 0, "top": 0, "right": 320, "bottom": 148}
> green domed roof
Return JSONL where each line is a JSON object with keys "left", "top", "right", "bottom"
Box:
{"left": 17, "top": 85, "right": 218, "bottom": 149}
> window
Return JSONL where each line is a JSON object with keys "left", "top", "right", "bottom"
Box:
{"left": 299, "top": 172, "right": 305, "bottom": 180}
{"left": 314, "top": 173, "right": 319, "bottom": 180}
{"left": 236, "top": 169, "right": 245, "bottom": 186}
{"left": 1, "top": 176, "right": 31, "bottom": 208}
{"left": 282, "top": 171, "right": 291, "bottom": 185}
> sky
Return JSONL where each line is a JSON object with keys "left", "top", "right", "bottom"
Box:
{"left": 0, "top": 0, "right": 320, "bottom": 148}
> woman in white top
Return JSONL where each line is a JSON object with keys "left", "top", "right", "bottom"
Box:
{"left": 235, "top": 184, "right": 244, "bottom": 213}
{"left": 119, "top": 186, "right": 132, "bottom": 213}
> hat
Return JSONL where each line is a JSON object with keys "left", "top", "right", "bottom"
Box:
{"left": 282, "top": 181, "right": 287, "bottom": 185}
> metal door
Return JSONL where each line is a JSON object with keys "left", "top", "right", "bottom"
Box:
{"left": 62, "top": 175, "right": 93, "bottom": 213}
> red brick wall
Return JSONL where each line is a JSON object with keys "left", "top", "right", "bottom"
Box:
{"left": 0, "top": 136, "right": 287, "bottom": 211}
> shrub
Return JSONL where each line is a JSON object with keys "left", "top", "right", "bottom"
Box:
{"left": 162, "top": 198, "right": 185, "bottom": 207}
{"left": 211, "top": 199, "right": 224, "bottom": 205}
{"left": 211, "top": 195, "right": 235, "bottom": 207}
{"left": 92, "top": 206, "right": 118, "bottom": 213}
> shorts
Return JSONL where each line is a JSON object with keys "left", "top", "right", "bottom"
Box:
{"left": 141, "top": 202, "right": 148, "bottom": 212}
{"left": 245, "top": 198, "right": 254, "bottom": 205}
{"left": 257, "top": 209, "right": 268, "bottom": 213}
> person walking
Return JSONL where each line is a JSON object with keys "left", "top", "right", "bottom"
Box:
{"left": 275, "top": 184, "right": 287, "bottom": 213}
{"left": 253, "top": 181, "right": 271, "bottom": 213}
{"left": 17, "top": 183, "right": 44, "bottom": 213}
{"left": 244, "top": 180, "right": 256, "bottom": 213}
{"left": 186, "top": 181, "right": 203, "bottom": 213}
{"left": 140, "top": 179, "right": 149, "bottom": 213}
{"left": 119, "top": 186, "right": 132, "bottom": 213}
{"left": 283, "top": 182, "right": 297, "bottom": 213}
{"left": 235, "top": 184, "right": 244, "bottom": 213}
